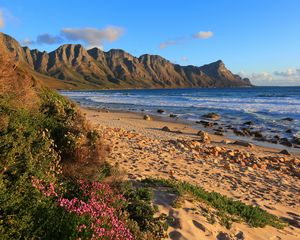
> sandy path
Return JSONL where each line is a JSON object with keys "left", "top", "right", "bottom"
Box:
{"left": 82, "top": 108, "right": 300, "bottom": 240}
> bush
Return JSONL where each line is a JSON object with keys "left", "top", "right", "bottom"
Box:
{"left": 0, "top": 97, "right": 78, "bottom": 239}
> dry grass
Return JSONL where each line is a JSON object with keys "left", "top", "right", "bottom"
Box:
{"left": 0, "top": 54, "right": 39, "bottom": 110}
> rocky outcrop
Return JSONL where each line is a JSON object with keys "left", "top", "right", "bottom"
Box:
{"left": 0, "top": 32, "right": 253, "bottom": 89}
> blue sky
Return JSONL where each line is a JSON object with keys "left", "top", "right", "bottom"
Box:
{"left": 0, "top": 0, "right": 300, "bottom": 85}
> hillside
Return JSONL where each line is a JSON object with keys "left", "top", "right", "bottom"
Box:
{"left": 0, "top": 32, "right": 252, "bottom": 90}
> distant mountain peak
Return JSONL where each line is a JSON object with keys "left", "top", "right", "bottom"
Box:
{"left": 0, "top": 32, "right": 253, "bottom": 89}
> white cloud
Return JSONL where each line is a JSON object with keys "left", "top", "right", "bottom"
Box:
{"left": 193, "top": 31, "right": 213, "bottom": 39}
{"left": 61, "top": 26, "right": 124, "bottom": 49}
{"left": 274, "top": 68, "right": 300, "bottom": 77}
{"left": 240, "top": 68, "right": 300, "bottom": 86}
{"left": 0, "top": 9, "right": 4, "bottom": 28}
{"left": 159, "top": 31, "right": 213, "bottom": 50}
{"left": 159, "top": 40, "right": 180, "bottom": 49}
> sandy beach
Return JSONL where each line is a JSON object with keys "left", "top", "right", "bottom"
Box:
{"left": 81, "top": 107, "right": 300, "bottom": 240}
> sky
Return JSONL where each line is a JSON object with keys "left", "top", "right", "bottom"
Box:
{"left": 0, "top": 0, "right": 300, "bottom": 86}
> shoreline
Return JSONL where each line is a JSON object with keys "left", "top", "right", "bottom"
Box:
{"left": 83, "top": 106, "right": 300, "bottom": 155}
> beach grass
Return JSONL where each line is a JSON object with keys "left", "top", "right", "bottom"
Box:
{"left": 142, "top": 178, "right": 286, "bottom": 229}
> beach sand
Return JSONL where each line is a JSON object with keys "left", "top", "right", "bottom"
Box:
{"left": 82, "top": 107, "right": 300, "bottom": 240}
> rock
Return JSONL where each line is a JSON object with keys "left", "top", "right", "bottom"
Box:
{"left": 157, "top": 109, "right": 165, "bottom": 113}
{"left": 235, "top": 231, "right": 245, "bottom": 240}
{"left": 252, "top": 131, "right": 263, "bottom": 138}
{"left": 196, "top": 120, "right": 214, "bottom": 127}
{"left": 197, "top": 130, "right": 211, "bottom": 143}
{"left": 282, "top": 117, "right": 293, "bottom": 121}
{"left": 280, "top": 138, "right": 293, "bottom": 147}
{"left": 215, "top": 131, "right": 224, "bottom": 136}
{"left": 177, "top": 143, "right": 185, "bottom": 149}
{"left": 202, "top": 112, "right": 221, "bottom": 120}
{"left": 252, "top": 164, "right": 258, "bottom": 169}
{"left": 162, "top": 126, "right": 171, "bottom": 132}
{"left": 292, "top": 136, "right": 300, "bottom": 145}
{"left": 224, "top": 163, "right": 233, "bottom": 171}
{"left": 143, "top": 115, "right": 151, "bottom": 121}
{"left": 241, "top": 128, "right": 251, "bottom": 136}
{"left": 286, "top": 129, "right": 292, "bottom": 133}
{"left": 243, "top": 121, "right": 253, "bottom": 126}
{"left": 279, "top": 149, "right": 290, "bottom": 155}
{"left": 222, "top": 139, "right": 232, "bottom": 145}
{"left": 233, "top": 140, "right": 254, "bottom": 148}
{"left": 169, "top": 114, "right": 178, "bottom": 118}
{"left": 217, "top": 232, "right": 232, "bottom": 240}
{"left": 233, "top": 129, "right": 245, "bottom": 136}
{"left": 174, "top": 130, "right": 183, "bottom": 134}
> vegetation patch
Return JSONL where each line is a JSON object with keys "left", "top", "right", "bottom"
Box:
{"left": 142, "top": 178, "right": 286, "bottom": 229}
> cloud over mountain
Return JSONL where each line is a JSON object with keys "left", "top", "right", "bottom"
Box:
{"left": 22, "top": 26, "right": 124, "bottom": 49}
{"left": 61, "top": 26, "right": 124, "bottom": 49}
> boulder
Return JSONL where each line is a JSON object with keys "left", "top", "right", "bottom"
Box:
{"left": 286, "top": 129, "right": 292, "bottom": 133}
{"left": 169, "top": 114, "right": 178, "bottom": 118}
{"left": 157, "top": 109, "right": 165, "bottom": 113}
{"left": 197, "top": 130, "right": 211, "bottom": 143}
{"left": 251, "top": 131, "right": 263, "bottom": 138}
{"left": 233, "top": 140, "right": 254, "bottom": 148}
{"left": 282, "top": 117, "right": 293, "bottom": 121}
{"left": 292, "top": 136, "right": 300, "bottom": 145}
{"left": 280, "top": 138, "right": 293, "bottom": 147}
{"left": 202, "top": 112, "right": 221, "bottom": 120}
{"left": 143, "top": 115, "right": 151, "bottom": 121}
{"left": 162, "top": 126, "right": 171, "bottom": 132}
{"left": 279, "top": 149, "right": 290, "bottom": 155}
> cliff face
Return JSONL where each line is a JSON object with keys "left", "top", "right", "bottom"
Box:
{"left": 0, "top": 32, "right": 252, "bottom": 89}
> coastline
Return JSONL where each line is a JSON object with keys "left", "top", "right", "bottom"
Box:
{"left": 82, "top": 106, "right": 300, "bottom": 155}
{"left": 81, "top": 106, "right": 300, "bottom": 240}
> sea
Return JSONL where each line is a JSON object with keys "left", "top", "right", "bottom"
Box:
{"left": 61, "top": 87, "right": 300, "bottom": 150}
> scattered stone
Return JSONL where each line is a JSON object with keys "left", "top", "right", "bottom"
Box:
{"left": 143, "top": 115, "right": 151, "bottom": 121}
{"left": 233, "top": 129, "right": 245, "bottom": 136}
{"left": 280, "top": 138, "right": 293, "bottom": 147}
{"left": 292, "top": 136, "right": 300, "bottom": 145}
{"left": 233, "top": 140, "right": 254, "bottom": 148}
{"left": 202, "top": 112, "right": 221, "bottom": 120}
{"left": 216, "top": 232, "right": 232, "bottom": 240}
{"left": 224, "top": 163, "right": 233, "bottom": 171}
{"left": 279, "top": 149, "right": 290, "bottom": 155}
{"left": 222, "top": 139, "right": 232, "bottom": 145}
{"left": 252, "top": 131, "right": 263, "bottom": 138}
{"left": 157, "top": 109, "right": 165, "bottom": 113}
{"left": 162, "top": 126, "right": 171, "bottom": 132}
{"left": 169, "top": 114, "right": 178, "bottom": 118}
{"left": 235, "top": 231, "right": 245, "bottom": 240}
{"left": 214, "top": 131, "right": 224, "bottom": 136}
{"left": 196, "top": 120, "right": 214, "bottom": 127}
{"left": 197, "top": 130, "right": 211, "bottom": 143}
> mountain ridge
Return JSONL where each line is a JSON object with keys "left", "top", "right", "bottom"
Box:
{"left": 0, "top": 32, "right": 252, "bottom": 90}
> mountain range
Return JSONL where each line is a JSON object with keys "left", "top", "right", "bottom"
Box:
{"left": 0, "top": 32, "right": 252, "bottom": 89}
